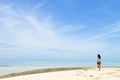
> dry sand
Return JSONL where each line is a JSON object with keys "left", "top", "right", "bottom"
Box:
{"left": 0, "top": 67, "right": 120, "bottom": 80}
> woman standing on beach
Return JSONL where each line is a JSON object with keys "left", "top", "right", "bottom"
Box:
{"left": 97, "top": 54, "right": 101, "bottom": 71}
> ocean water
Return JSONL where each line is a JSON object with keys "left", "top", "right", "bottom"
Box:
{"left": 0, "top": 61, "right": 120, "bottom": 75}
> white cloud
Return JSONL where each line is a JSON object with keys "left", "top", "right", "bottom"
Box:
{"left": 0, "top": 3, "right": 13, "bottom": 11}
{"left": 88, "top": 20, "right": 120, "bottom": 40}
{"left": 0, "top": 2, "right": 107, "bottom": 59}
{"left": 34, "top": 0, "right": 48, "bottom": 10}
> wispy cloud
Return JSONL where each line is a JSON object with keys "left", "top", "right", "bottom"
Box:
{"left": 34, "top": 0, "right": 49, "bottom": 10}
{"left": 88, "top": 20, "right": 120, "bottom": 40}
{"left": 0, "top": 2, "right": 105, "bottom": 54}
{"left": 0, "top": 2, "right": 62, "bottom": 50}
{"left": 0, "top": 1, "right": 116, "bottom": 60}
{"left": 0, "top": 3, "right": 13, "bottom": 11}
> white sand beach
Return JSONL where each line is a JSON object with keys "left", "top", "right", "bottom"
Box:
{"left": 0, "top": 67, "right": 120, "bottom": 80}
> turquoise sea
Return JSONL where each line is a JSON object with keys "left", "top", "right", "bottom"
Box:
{"left": 0, "top": 61, "right": 120, "bottom": 75}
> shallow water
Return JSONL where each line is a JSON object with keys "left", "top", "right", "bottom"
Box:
{"left": 0, "top": 61, "right": 119, "bottom": 75}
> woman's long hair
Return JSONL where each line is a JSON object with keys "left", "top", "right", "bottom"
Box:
{"left": 98, "top": 54, "right": 101, "bottom": 59}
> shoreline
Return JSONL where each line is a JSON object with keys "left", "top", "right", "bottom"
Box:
{"left": 0, "top": 67, "right": 90, "bottom": 79}
{"left": 0, "top": 66, "right": 120, "bottom": 79}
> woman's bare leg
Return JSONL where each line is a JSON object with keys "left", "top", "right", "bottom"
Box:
{"left": 99, "top": 64, "right": 101, "bottom": 71}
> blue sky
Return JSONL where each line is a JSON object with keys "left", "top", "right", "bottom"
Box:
{"left": 0, "top": 0, "right": 120, "bottom": 62}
